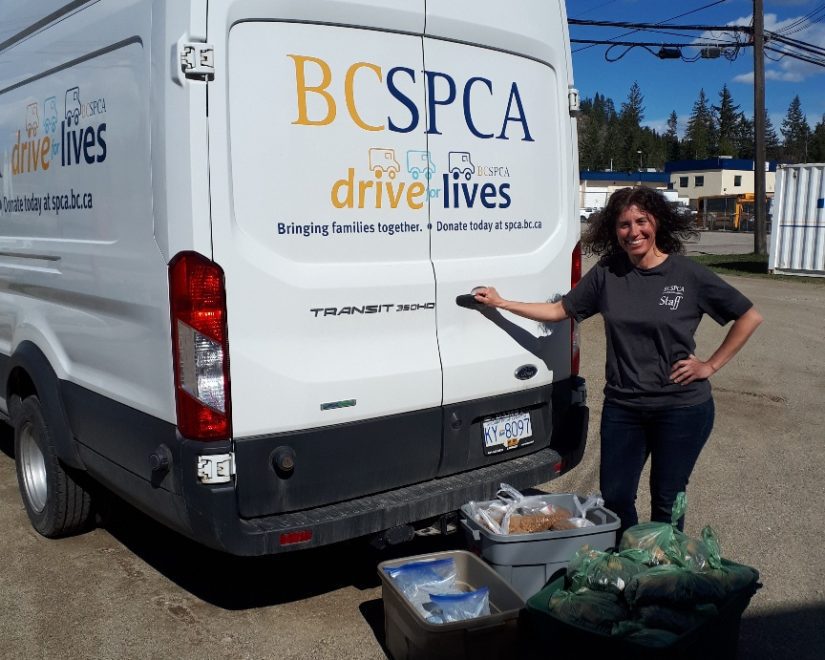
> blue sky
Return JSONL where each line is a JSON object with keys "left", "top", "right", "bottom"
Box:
{"left": 566, "top": 0, "right": 825, "bottom": 137}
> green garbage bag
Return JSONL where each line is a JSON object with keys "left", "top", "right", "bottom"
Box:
{"left": 703, "top": 561, "right": 760, "bottom": 597}
{"left": 566, "top": 544, "right": 603, "bottom": 588}
{"left": 624, "top": 564, "right": 727, "bottom": 607}
{"left": 579, "top": 550, "right": 650, "bottom": 594}
{"left": 618, "top": 493, "right": 688, "bottom": 565}
{"left": 623, "top": 627, "right": 681, "bottom": 648}
{"left": 637, "top": 603, "right": 719, "bottom": 634}
{"left": 677, "top": 526, "right": 724, "bottom": 571}
{"left": 547, "top": 588, "right": 629, "bottom": 635}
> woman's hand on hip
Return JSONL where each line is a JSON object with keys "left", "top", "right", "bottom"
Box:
{"left": 670, "top": 354, "right": 715, "bottom": 385}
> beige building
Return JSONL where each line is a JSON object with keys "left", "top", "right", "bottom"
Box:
{"left": 578, "top": 170, "right": 670, "bottom": 208}
{"left": 666, "top": 157, "right": 777, "bottom": 206}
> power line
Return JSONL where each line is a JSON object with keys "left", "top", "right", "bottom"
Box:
{"left": 569, "top": 18, "right": 750, "bottom": 32}
{"left": 571, "top": 0, "right": 622, "bottom": 19}
{"left": 569, "top": 18, "right": 825, "bottom": 67}
{"left": 571, "top": 0, "right": 732, "bottom": 53}
{"left": 766, "top": 45, "right": 825, "bottom": 68}
{"left": 768, "top": 32, "right": 825, "bottom": 59}
{"left": 773, "top": 3, "right": 825, "bottom": 36}
{"left": 571, "top": 38, "right": 743, "bottom": 48}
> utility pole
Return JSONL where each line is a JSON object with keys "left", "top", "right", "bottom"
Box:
{"left": 753, "top": 0, "right": 767, "bottom": 255}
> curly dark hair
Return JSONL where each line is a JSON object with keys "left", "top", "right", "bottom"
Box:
{"left": 583, "top": 187, "right": 697, "bottom": 258}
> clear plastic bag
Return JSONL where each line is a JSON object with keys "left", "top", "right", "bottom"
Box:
{"left": 569, "top": 492, "right": 605, "bottom": 528}
{"left": 384, "top": 558, "right": 457, "bottom": 618}
{"left": 469, "top": 484, "right": 601, "bottom": 535}
{"left": 496, "top": 483, "right": 578, "bottom": 535}
{"left": 425, "top": 587, "right": 491, "bottom": 623}
{"left": 465, "top": 500, "right": 508, "bottom": 535}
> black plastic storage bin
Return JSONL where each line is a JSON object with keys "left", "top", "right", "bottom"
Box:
{"left": 378, "top": 550, "right": 525, "bottom": 660}
{"left": 524, "top": 561, "right": 760, "bottom": 660}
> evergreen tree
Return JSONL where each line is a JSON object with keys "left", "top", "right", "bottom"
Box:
{"left": 683, "top": 89, "right": 716, "bottom": 159}
{"left": 576, "top": 92, "right": 617, "bottom": 170}
{"left": 665, "top": 111, "right": 680, "bottom": 162}
{"left": 734, "top": 112, "right": 754, "bottom": 159}
{"left": 604, "top": 111, "right": 625, "bottom": 171}
{"left": 780, "top": 95, "right": 811, "bottom": 162}
{"left": 578, "top": 111, "right": 605, "bottom": 170}
{"left": 618, "top": 81, "right": 645, "bottom": 170}
{"left": 713, "top": 85, "right": 740, "bottom": 157}
{"left": 810, "top": 114, "right": 825, "bottom": 162}
{"left": 765, "top": 112, "right": 782, "bottom": 162}
{"left": 639, "top": 127, "right": 667, "bottom": 170}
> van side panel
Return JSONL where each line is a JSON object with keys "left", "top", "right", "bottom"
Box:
{"left": 0, "top": 0, "right": 200, "bottom": 500}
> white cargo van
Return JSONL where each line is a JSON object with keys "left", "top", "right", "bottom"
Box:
{"left": 0, "top": 0, "right": 586, "bottom": 555}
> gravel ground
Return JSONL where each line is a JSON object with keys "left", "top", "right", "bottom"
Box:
{"left": 1, "top": 232, "right": 822, "bottom": 659}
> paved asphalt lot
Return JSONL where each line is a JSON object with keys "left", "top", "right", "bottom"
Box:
{"left": 1, "top": 232, "right": 823, "bottom": 659}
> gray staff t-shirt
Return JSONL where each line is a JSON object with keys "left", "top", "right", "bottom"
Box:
{"left": 562, "top": 253, "right": 753, "bottom": 410}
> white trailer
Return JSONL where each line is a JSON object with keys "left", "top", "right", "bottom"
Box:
{"left": 769, "top": 164, "right": 825, "bottom": 277}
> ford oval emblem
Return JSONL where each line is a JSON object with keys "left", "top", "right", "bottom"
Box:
{"left": 514, "top": 364, "right": 538, "bottom": 381}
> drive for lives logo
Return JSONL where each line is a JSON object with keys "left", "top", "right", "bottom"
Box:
{"left": 288, "top": 54, "right": 527, "bottom": 213}
{"left": 1, "top": 87, "right": 107, "bottom": 216}
{"left": 9, "top": 87, "right": 107, "bottom": 176}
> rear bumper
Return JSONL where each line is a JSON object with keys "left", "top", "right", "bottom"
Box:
{"left": 67, "top": 379, "right": 588, "bottom": 556}
{"left": 180, "top": 401, "right": 588, "bottom": 556}
{"left": 194, "top": 428, "right": 585, "bottom": 555}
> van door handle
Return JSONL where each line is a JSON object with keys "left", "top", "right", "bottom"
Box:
{"left": 455, "top": 294, "right": 486, "bottom": 310}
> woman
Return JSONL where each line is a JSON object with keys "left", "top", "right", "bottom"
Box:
{"left": 474, "top": 187, "right": 763, "bottom": 534}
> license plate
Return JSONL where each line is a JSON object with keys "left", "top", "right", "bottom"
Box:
{"left": 482, "top": 410, "right": 533, "bottom": 455}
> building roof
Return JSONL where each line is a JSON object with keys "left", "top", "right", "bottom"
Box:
{"left": 665, "top": 158, "right": 778, "bottom": 173}
{"left": 579, "top": 170, "right": 671, "bottom": 183}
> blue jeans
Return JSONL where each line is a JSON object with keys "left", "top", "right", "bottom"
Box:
{"left": 599, "top": 398, "right": 715, "bottom": 537}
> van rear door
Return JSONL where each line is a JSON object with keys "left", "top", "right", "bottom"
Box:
{"left": 423, "top": 1, "right": 579, "bottom": 472}
{"left": 207, "top": 2, "right": 445, "bottom": 516}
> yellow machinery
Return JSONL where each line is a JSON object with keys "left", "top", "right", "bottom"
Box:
{"left": 733, "top": 193, "right": 755, "bottom": 230}
{"left": 698, "top": 193, "right": 760, "bottom": 230}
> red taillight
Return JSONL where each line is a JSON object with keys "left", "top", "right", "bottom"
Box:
{"left": 570, "top": 242, "right": 581, "bottom": 376}
{"left": 169, "top": 252, "right": 232, "bottom": 440}
{"left": 280, "top": 530, "right": 313, "bottom": 546}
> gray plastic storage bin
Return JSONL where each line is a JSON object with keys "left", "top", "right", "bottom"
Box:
{"left": 460, "top": 493, "right": 620, "bottom": 599}
{"left": 378, "top": 550, "right": 525, "bottom": 660}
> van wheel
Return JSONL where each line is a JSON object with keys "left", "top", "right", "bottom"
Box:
{"left": 14, "top": 396, "right": 93, "bottom": 537}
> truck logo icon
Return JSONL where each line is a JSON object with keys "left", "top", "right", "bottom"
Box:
{"left": 368, "top": 148, "right": 400, "bottom": 179}
{"left": 26, "top": 103, "right": 40, "bottom": 137}
{"left": 65, "top": 87, "right": 81, "bottom": 126}
{"left": 406, "top": 150, "right": 435, "bottom": 180}
{"left": 43, "top": 96, "right": 59, "bottom": 133}
{"left": 448, "top": 151, "right": 475, "bottom": 181}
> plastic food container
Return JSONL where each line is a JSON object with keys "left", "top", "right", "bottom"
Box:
{"left": 378, "top": 550, "right": 525, "bottom": 660}
{"left": 460, "top": 492, "right": 620, "bottom": 599}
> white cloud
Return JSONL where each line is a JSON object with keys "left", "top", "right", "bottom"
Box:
{"left": 734, "top": 69, "right": 805, "bottom": 83}
{"left": 698, "top": 11, "right": 825, "bottom": 85}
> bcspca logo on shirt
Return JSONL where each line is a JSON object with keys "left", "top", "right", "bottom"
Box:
{"left": 660, "top": 285, "right": 684, "bottom": 311}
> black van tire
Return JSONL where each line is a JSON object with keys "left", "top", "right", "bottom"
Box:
{"left": 14, "top": 395, "right": 93, "bottom": 537}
